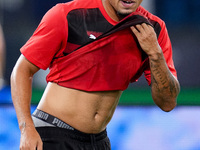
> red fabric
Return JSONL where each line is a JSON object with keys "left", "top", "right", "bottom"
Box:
{"left": 47, "top": 28, "right": 143, "bottom": 91}
{"left": 20, "top": 0, "right": 177, "bottom": 91}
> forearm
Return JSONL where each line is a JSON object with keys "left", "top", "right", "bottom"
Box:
{"left": 11, "top": 68, "right": 34, "bottom": 130}
{"left": 11, "top": 55, "right": 39, "bottom": 130}
{"left": 149, "top": 50, "right": 180, "bottom": 112}
{"left": 130, "top": 24, "right": 180, "bottom": 111}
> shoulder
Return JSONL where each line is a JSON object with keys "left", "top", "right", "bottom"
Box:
{"left": 136, "top": 6, "right": 165, "bottom": 27}
{"left": 58, "top": 0, "right": 100, "bottom": 14}
{"left": 136, "top": 6, "right": 167, "bottom": 38}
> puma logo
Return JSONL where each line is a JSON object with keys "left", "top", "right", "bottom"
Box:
{"left": 89, "top": 34, "right": 96, "bottom": 40}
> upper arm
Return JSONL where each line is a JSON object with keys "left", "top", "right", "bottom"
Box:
{"left": 12, "top": 54, "right": 40, "bottom": 77}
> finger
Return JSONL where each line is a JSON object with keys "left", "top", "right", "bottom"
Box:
{"left": 135, "top": 24, "right": 145, "bottom": 33}
{"left": 131, "top": 26, "right": 140, "bottom": 36}
{"left": 141, "top": 23, "right": 150, "bottom": 32}
{"left": 30, "top": 144, "right": 37, "bottom": 150}
{"left": 143, "top": 23, "right": 155, "bottom": 34}
{"left": 36, "top": 141, "right": 43, "bottom": 150}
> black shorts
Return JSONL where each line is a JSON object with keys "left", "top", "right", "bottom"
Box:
{"left": 36, "top": 127, "right": 111, "bottom": 150}
{"left": 33, "top": 109, "right": 111, "bottom": 150}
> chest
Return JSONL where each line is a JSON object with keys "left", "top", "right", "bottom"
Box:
{"left": 64, "top": 8, "right": 113, "bottom": 54}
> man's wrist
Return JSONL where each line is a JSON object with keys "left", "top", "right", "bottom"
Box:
{"left": 148, "top": 48, "right": 163, "bottom": 61}
{"left": 19, "top": 121, "right": 35, "bottom": 133}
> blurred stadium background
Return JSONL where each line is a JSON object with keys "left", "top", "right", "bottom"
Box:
{"left": 0, "top": 0, "right": 200, "bottom": 149}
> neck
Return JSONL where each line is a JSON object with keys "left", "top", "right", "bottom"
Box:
{"left": 102, "top": 0, "right": 121, "bottom": 22}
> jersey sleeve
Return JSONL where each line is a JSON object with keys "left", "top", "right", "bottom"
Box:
{"left": 144, "top": 21, "right": 177, "bottom": 85}
{"left": 20, "top": 4, "right": 67, "bottom": 70}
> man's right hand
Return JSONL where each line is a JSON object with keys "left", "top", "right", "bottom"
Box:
{"left": 20, "top": 124, "right": 43, "bottom": 150}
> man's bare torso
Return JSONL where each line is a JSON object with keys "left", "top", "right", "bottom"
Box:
{"left": 37, "top": 82, "right": 122, "bottom": 134}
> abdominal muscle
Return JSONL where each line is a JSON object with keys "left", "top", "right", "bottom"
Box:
{"left": 37, "top": 82, "right": 123, "bottom": 134}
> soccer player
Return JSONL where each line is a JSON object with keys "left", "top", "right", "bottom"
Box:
{"left": 11, "top": 0, "right": 180, "bottom": 149}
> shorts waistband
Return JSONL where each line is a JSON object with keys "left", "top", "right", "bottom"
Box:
{"left": 36, "top": 127, "right": 108, "bottom": 143}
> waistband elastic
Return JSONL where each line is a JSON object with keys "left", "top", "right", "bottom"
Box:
{"left": 32, "top": 109, "right": 74, "bottom": 130}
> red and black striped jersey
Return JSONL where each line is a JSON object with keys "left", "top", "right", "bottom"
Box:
{"left": 21, "top": 0, "right": 177, "bottom": 91}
